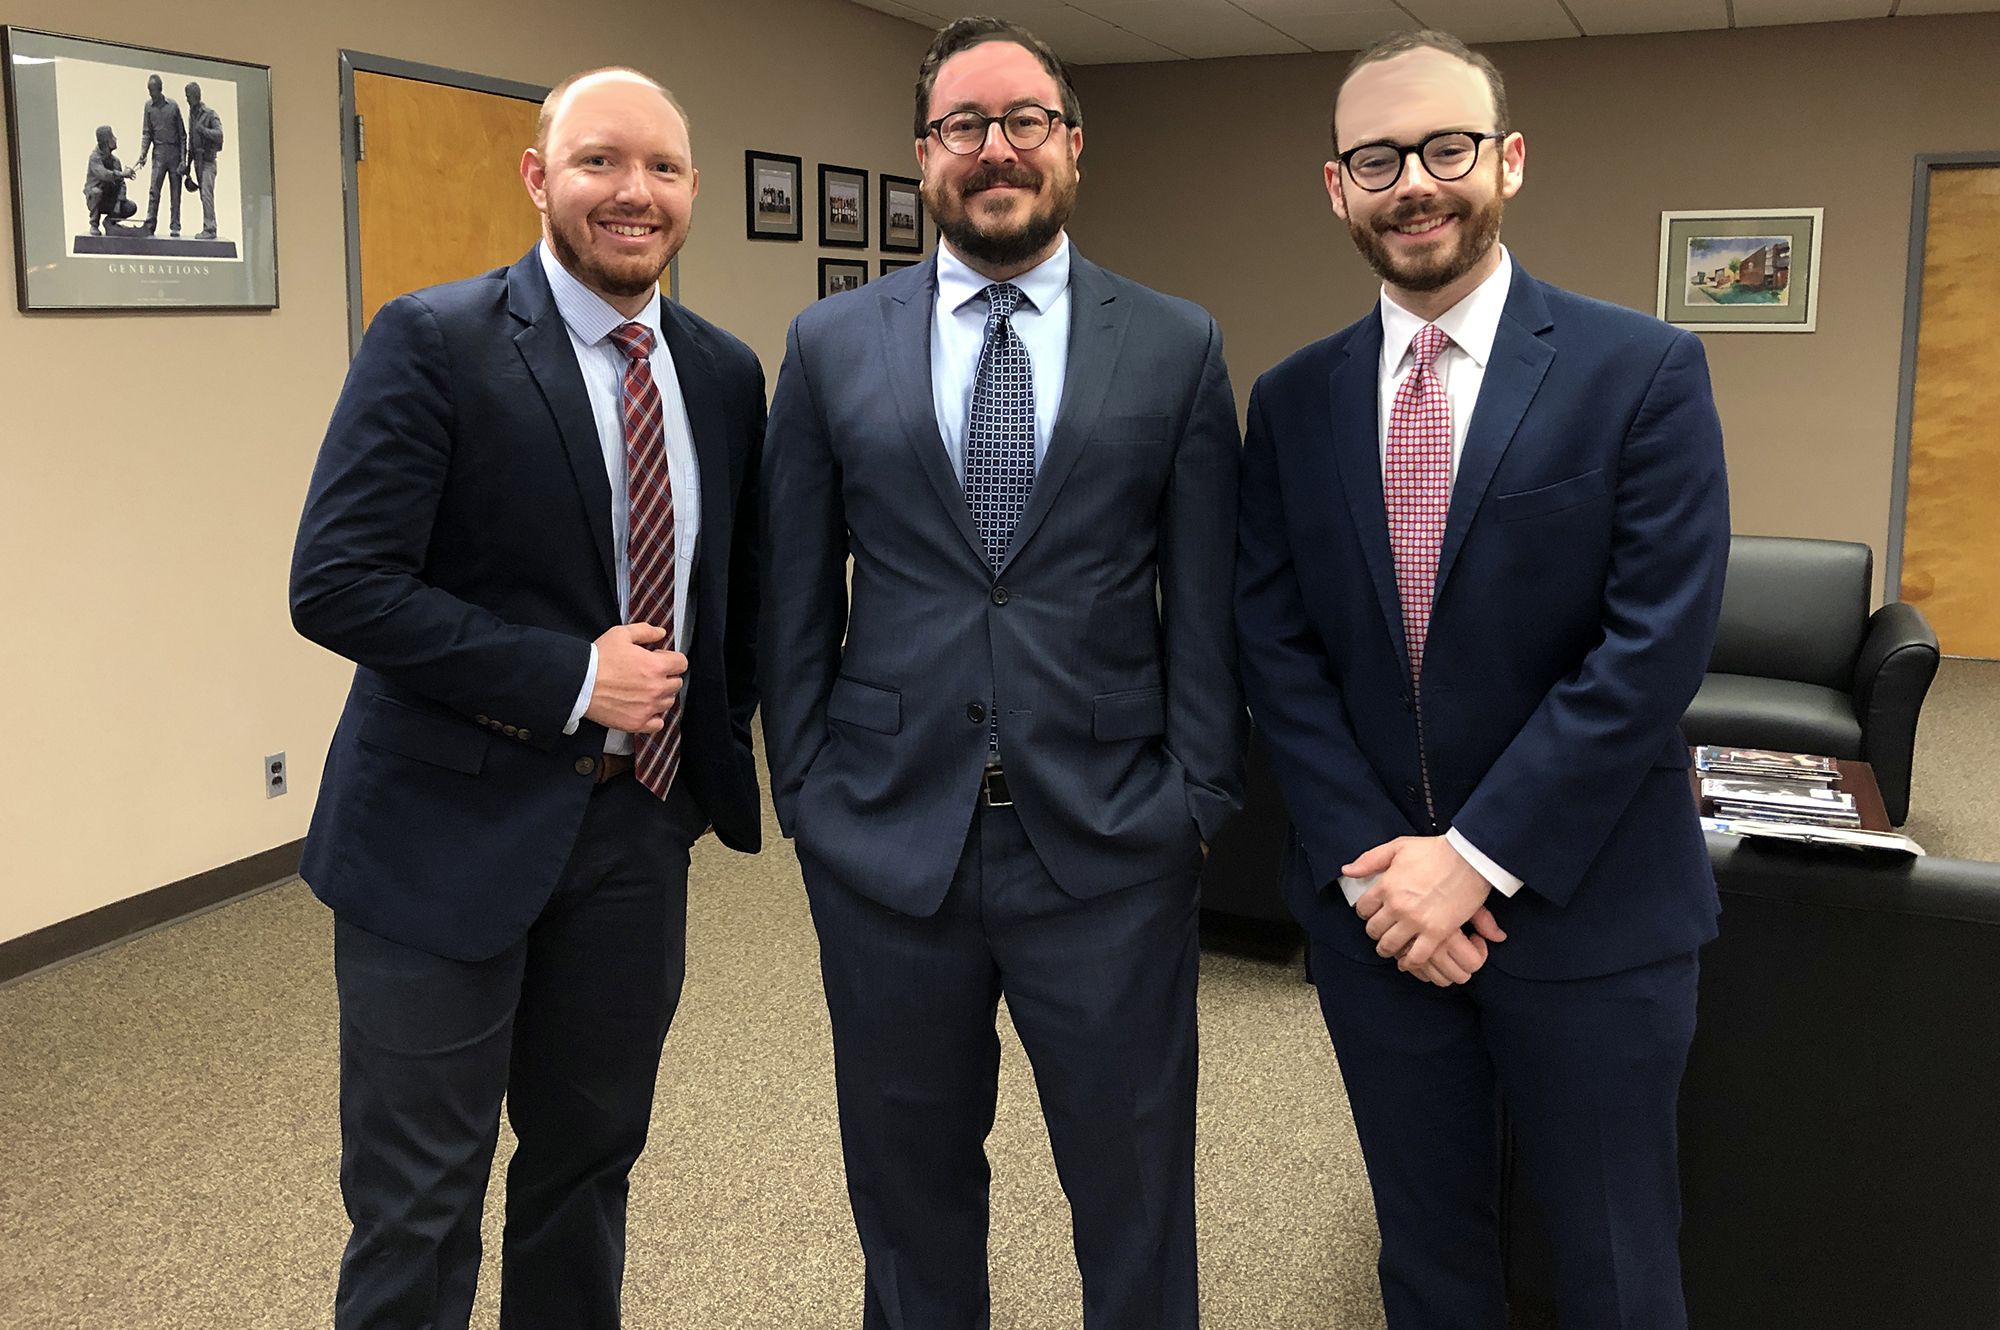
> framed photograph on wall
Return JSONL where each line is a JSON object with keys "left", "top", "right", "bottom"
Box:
{"left": 819, "top": 257, "right": 868, "bottom": 299}
{"left": 879, "top": 258, "right": 918, "bottom": 277}
{"left": 1656, "top": 208, "right": 1823, "bottom": 333}
{"left": 745, "top": 149, "right": 802, "bottom": 241}
{"left": 819, "top": 163, "right": 868, "bottom": 248}
{"left": 3, "top": 26, "right": 277, "bottom": 311}
{"left": 880, "top": 172, "right": 922, "bottom": 254}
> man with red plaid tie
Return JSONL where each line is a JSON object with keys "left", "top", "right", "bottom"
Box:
{"left": 291, "top": 68, "right": 764, "bottom": 1330}
{"left": 1236, "top": 31, "right": 1730, "bottom": 1330}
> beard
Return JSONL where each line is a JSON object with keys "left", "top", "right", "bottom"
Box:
{"left": 547, "top": 203, "right": 683, "bottom": 299}
{"left": 926, "top": 154, "right": 1077, "bottom": 270}
{"left": 1347, "top": 187, "right": 1505, "bottom": 294}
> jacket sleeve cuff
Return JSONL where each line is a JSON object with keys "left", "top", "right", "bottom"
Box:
{"left": 1446, "top": 826, "right": 1524, "bottom": 897}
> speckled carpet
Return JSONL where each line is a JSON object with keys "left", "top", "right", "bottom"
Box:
{"left": 3, "top": 658, "right": 1995, "bottom": 1329}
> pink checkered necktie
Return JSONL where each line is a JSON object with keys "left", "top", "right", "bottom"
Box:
{"left": 1385, "top": 322, "right": 1454, "bottom": 681}
{"left": 607, "top": 321, "right": 680, "bottom": 800}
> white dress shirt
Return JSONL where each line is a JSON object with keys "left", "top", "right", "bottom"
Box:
{"left": 541, "top": 242, "right": 702, "bottom": 757}
{"left": 1343, "top": 246, "right": 1525, "bottom": 904}
{"left": 930, "top": 235, "right": 1072, "bottom": 477}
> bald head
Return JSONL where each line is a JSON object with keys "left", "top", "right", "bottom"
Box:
{"left": 535, "top": 67, "right": 688, "bottom": 160}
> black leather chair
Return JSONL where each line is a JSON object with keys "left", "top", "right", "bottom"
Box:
{"left": 1679, "top": 535, "right": 1939, "bottom": 825}
{"left": 1505, "top": 835, "right": 2000, "bottom": 1329}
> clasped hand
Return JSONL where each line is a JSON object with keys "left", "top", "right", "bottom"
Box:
{"left": 583, "top": 622, "right": 685, "bottom": 734}
{"left": 1346, "top": 835, "right": 1507, "bottom": 988}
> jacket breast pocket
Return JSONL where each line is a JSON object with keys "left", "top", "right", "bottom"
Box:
{"left": 1487, "top": 468, "right": 1606, "bottom": 523}
{"left": 827, "top": 676, "right": 901, "bottom": 735}
{"left": 356, "top": 695, "right": 489, "bottom": 776}
{"left": 1093, "top": 686, "right": 1166, "bottom": 741}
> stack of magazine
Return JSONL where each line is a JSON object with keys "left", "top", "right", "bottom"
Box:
{"left": 1693, "top": 745, "right": 1925, "bottom": 855}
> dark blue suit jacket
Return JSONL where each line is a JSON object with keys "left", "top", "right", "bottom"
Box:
{"left": 291, "top": 249, "right": 765, "bottom": 962}
{"left": 760, "top": 251, "right": 1245, "bottom": 914}
{"left": 1237, "top": 263, "right": 1730, "bottom": 981}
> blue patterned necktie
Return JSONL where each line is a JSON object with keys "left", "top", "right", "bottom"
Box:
{"left": 964, "top": 282, "right": 1036, "bottom": 573}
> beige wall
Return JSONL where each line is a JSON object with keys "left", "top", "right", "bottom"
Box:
{"left": 1068, "top": 14, "right": 2000, "bottom": 603}
{"left": 0, "top": 0, "right": 933, "bottom": 945}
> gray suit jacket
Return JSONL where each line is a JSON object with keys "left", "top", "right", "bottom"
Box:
{"left": 760, "top": 249, "right": 1246, "bottom": 915}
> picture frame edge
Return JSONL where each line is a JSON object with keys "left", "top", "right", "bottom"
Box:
{"left": 817, "top": 161, "right": 870, "bottom": 250}
{"left": 1655, "top": 206, "right": 1823, "bottom": 334}
{"left": 879, "top": 171, "right": 922, "bottom": 255}
{"left": 745, "top": 148, "right": 803, "bottom": 242}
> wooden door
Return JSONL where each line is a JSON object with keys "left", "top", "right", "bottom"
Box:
{"left": 1900, "top": 163, "right": 2000, "bottom": 658}
{"left": 353, "top": 71, "right": 544, "bottom": 332}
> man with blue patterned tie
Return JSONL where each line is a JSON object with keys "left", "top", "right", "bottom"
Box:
{"left": 761, "top": 18, "right": 1243, "bottom": 1329}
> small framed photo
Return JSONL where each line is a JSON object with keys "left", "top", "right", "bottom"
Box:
{"left": 818, "top": 163, "right": 868, "bottom": 249}
{"left": 880, "top": 173, "right": 923, "bottom": 254}
{"left": 819, "top": 257, "right": 868, "bottom": 299}
{"left": 1657, "top": 208, "right": 1823, "bottom": 333}
{"left": 745, "top": 150, "right": 801, "bottom": 241}
{"left": 879, "top": 258, "right": 919, "bottom": 277}
{"left": 3, "top": 26, "right": 278, "bottom": 311}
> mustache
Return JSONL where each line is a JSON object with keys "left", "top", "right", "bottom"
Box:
{"left": 958, "top": 164, "right": 1043, "bottom": 197}
{"left": 1373, "top": 195, "right": 1471, "bottom": 233}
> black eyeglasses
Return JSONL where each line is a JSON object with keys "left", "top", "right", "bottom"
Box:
{"left": 1336, "top": 130, "right": 1502, "bottom": 192}
{"left": 926, "top": 104, "right": 1067, "bottom": 155}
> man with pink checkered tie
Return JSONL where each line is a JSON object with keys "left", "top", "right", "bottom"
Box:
{"left": 1236, "top": 30, "right": 1730, "bottom": 1330}
{"left": 292, "top": 67, "right": 765, "bottom": 1329}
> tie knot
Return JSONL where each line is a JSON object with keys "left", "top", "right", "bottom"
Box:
{"left": 984, "top": 283, "right": 1026, "bottom": 319}
{"left": 608, "top": 321, "right": 656, "bottom": 362}
{"left": 1411, "top": 323, "right": 1452, "bottom": 367}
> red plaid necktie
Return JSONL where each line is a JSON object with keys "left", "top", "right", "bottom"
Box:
{"left": 1385, "top": 323, "right": 1454, "bottom": 681}
{"left": 607, "top": 321, "right": 680, "bottom": 800}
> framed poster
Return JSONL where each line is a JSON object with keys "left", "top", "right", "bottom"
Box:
{"left": 3, "top": 27, "right": 277, "bottom": 310}
{"left": 818, "top": 162, "right": 868, "bottom": 249}
{"left": 1656, "top": 208, "right": 1822, "bottom": 333}
{"left": 879, "top": 172, "right": 922, "bottom": 254}
{"left": 819, "top": 256, "right": 868, "bottom": 298}
{"left": 879, "top": 258, "right": 919, "bottom": 277}
{"left": 745, "top": 149, "right": 801, "bottom": 241}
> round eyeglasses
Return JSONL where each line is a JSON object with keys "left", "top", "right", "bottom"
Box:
{"left": 926, "top": 104, "right": 1066, "bottom": 155}
{"left": 1337, "top": 130, "right": 1502, "bottom": 192}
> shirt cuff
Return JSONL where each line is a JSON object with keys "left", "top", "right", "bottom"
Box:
{"left": 564, "top": 644, "right": 597, "bottom": 736}
{"left": 1446, "top": 826, "right": 1523, "bottom": 898}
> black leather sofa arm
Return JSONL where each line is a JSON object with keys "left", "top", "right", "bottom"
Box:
{"left": 1852, "top": 600, "right": 1940, "bottom": 825}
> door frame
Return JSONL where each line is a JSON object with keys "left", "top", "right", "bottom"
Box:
{"left": 337, "top": 52, "right": 549, "bottom": 355}
{"left": 1887, "top": 149, "right": 2000, "bottom": 604}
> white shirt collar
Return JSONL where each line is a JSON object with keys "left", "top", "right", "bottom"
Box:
{"left": 538, "top": 239, "right": 662, "bottom": 347}
{"left": 1378, "top": 244, "right": 1514, "bottom": 372}
{"left": 936, "top": 232, "right": 1071, "bottom": 316}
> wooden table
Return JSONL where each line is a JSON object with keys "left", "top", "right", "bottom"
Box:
{"left": 1690, "top": 755, "right": 1891, "bottom": 833}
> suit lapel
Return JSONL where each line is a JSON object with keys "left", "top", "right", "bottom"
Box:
{"left": 1000, "top": 253, "right": 1127, "bottom": 575}
{"left": 659, "top": 301, "right": 731, "bottom": 602}
{"left": 1326, "top": 309, "right": 1412, "bottom": 669}
{"left": 508, "top": 252, "right": 617, "bottom": 597}
{"left": 881, "top": 255, "right": 988, "bottom": 567}
{"left": 1434, "top": 268, "right": 1556, "bottom": 598}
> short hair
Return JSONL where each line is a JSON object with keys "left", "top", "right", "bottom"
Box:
{"left": 535, "top": 67, "right": 689, "bottom": 159}
{"left": 1331, "top": 29, "right": 1510, "bottom": 150}
{"left": 913, "top": 16, "right": 1082, "bottom": 140}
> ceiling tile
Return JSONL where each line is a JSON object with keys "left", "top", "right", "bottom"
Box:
{"left": 976, "top": 1, "right": 1192, "bottom": 61}
{"left": 1232, "top": 0, "right": 1423, "bottom": 51}
{"left": 1071, "top": 0, "right": 1314, "bottom": 57}
{"left": 1893, "top": 0, "right": 2000, "bottom": 13}
{"left": 1563, "top": 0, "right": 1729, "bottom": 34}
{"left": 1731, "top": 0, "right": 1889, "bottom": 23}
{"left": 846, "top": 0, "right": 952, "bottom": 25}
{"left": 1400, "top": 0, "right": 1583, "bottom": 41}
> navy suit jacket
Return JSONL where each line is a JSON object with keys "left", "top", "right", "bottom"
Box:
{"left": 291, "top": 248, "right": 765, "bottom": 961}
{"left": 760, "top": 251, "right": 1245, "bottom": 914}
{"left": 1237, "top": 263, "right": 1730, "bottom": 981}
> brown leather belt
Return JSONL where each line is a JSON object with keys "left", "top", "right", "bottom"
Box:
{"left": 595, "top": 752, "right": 635, "bottom": 785}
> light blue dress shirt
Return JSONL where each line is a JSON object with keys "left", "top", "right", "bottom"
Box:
{"left": 930, "top": 234, "right": 1072, "bottom": 479}
{"left": 540, "top": 242, "right": 702, "bottom": 755}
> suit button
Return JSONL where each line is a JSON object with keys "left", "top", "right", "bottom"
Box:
{"left": 518, "top": 729, "right": 532, "bottom": 741}
{"left": 475, "top": 714, "right": 490, "bottom": 725}
{"left": 575, "top": 757, "right": 596, "bottom": 776}
{"left": 967, "top": 703, "right": 986, "bottom": 723}
{"left": 991, "top": 586, "right": 1010, "bottom": 605}
{"left": 503, "top": 725, "right": 518, "bottom": 738}
{"left": 1404, "top": 783, "right": 1419, "bottom": 799}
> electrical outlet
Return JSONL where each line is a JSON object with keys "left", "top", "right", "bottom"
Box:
{"left": 265, "top": 752, "right": 287, "bottom": 798}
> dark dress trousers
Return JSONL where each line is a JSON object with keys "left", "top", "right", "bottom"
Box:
{"left": 291, "top": 247, "right": 764, "bottom": 1330}
{"left": 761, "top": 251, "right": 1245, "bottom": 1329}
{"left": 1236, "top": 263, "right": 1730, "bottom": 1329}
